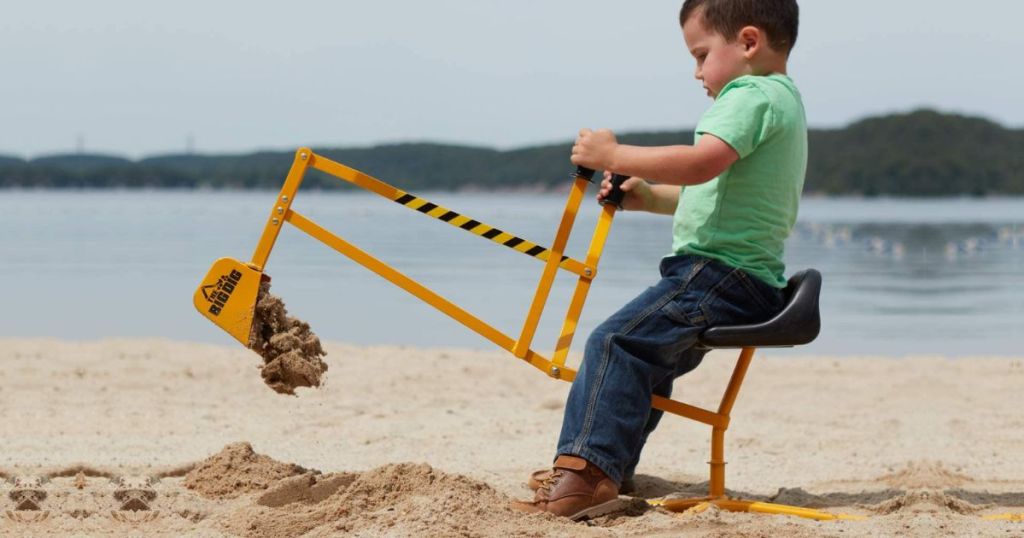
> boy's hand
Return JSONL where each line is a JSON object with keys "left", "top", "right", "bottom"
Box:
{"left": 571, "top": 128, "right": 618, "bottom": 170}
{"left": 597, "top": 171, "right": 651, "bottom": 211}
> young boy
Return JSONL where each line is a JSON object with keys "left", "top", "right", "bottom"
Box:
{"left": 514, "top": 0, "right": 806, "bottom": 520}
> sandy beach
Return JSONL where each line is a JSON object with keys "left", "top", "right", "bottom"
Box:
{"left": 2, "top": 338, "right": 1024, "bottom": 536}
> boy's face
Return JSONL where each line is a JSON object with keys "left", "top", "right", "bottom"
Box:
{"left": 683, "top": 10, "right": 752, "bottom": 99}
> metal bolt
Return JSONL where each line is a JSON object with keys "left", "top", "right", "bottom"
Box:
{"left": 300, "top": 152, "right": 308, "bottom": 160}
{"left": 281, "top": 195, "right": 289, "bottom": 202}
{"left": 272, "top": 218, "right": 279, "bottom": 225}
{"left": 549, "top": 366, "right": 560, "bottom": 378}
{"left": 584, "top": 268, "right": 593, "bottom": 277}
{"left": 276, "top": 206, "right": 283, "bottom": 215}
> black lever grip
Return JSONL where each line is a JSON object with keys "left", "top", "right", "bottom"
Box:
{"left": 574, "top": 165, "right": 596, "bottom": 181}
{"left": 601, "top": 173, "right": 630, "bottom": 209}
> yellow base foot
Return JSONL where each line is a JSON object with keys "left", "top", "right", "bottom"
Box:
{"left": 984, "top": 513, "right": 1024, "bottom": 522}
{"left": 650, "top": 496, "right": 867, "bottom": 521}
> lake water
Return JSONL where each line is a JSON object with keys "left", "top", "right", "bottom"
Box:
{"left": 1, "top": 190, "right": 1022, "bottom": 357}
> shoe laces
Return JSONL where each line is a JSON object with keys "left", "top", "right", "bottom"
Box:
{"left": 537, "top": 469, "right": 564, "bottom": 496}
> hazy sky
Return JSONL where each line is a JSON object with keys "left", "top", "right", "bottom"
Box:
{"left": 2, "top": 1, "right": 1021, "bottom": 158}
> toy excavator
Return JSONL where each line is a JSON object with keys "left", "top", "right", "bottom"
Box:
{"left": 194, "top": 148, "right": 855, "bottom": 521}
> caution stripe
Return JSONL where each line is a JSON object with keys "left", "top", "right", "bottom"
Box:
{"left": 390, "top": 191, "right": 588, "bottom": 275}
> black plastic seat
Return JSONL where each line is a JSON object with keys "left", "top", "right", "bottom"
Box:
{"left": 698, "top": 269, "right": 822, "bottom": 349}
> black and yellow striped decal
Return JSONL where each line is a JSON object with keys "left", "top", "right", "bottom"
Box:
{"left": 391, "top": 192, "right": 587, "bottom": 275}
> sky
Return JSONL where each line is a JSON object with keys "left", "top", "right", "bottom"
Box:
{"left": 1, "top": 0, "right": 1021, "bottom": 158}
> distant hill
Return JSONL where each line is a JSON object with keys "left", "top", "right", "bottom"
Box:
{"left": 0, "top": 155, "right": 22, "bottom": 166}
{"left": 2, "top": 110, "right": 1021, "bottom": 195}
{"left": 807, "top": 110, "right": 1023, "bottom": 196}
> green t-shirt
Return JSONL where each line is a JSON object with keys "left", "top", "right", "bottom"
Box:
{"left": 671, "top": 73, "right": 807, "bottom": 288}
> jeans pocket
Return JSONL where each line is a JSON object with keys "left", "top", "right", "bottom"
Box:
{"left": 697, "top": 266, "right": 786, "bottom": 326}
{"left": 661, "top": 298, "right": 707, "bottom": 327}
{"left": 735, "top": 270, "right": 784, "bottom": 317}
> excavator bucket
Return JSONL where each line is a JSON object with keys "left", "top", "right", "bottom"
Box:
{"left": 193, "top": 257, "right": 265, "bottom": 346}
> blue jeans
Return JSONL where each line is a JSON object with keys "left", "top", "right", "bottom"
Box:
{"left": 556, "top": 254, "right": 785, "bottom": 484}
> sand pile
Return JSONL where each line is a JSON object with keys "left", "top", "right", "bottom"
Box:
{"left": 248, "top": 280, "right": 328, "bottom": 394}
{"left": 183, "top": 442, "right": 307, "bottom": 499}
{"left": 220, "top": 460, "right": 615, "bottom": 538}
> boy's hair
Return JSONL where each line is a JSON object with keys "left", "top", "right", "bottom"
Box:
{"left": 680, "top": 0, "right": 799, "bottom": 55}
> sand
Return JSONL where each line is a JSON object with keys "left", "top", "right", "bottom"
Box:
{"left": 248, "top": 281, "right": 328, "bottom": 395}
{"left": 2, "top": 339, "right": 1024, "bottom": 536}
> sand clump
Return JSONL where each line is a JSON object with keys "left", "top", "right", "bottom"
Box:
{"left": 248, "top": 280, "right": 328, "bottom": 395}
{"left": 183, "top": 442, "right": 307, "bottom": 499}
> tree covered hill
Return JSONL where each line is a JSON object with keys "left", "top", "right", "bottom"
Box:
{"left": 2, "top": 110, "right": 1021, "bottom": 195}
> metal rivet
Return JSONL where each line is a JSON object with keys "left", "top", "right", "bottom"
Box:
{"left": 549, "top": 366, "right": 560, "bottom": 378}
{"left": 281, "top": 195, "right": 289, "bottom": 202}
{"left": 272, "top": 218, "right": 279, "bottom": 225}
{"left": 584, "top": 268, "right": 593, "bottom": 277}
{"left": 276, "top": 206, "right": 283, "bottom": 215}
{"left": 300, "top": 152, "right": 308, "bottom": 160}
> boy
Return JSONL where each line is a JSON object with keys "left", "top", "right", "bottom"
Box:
{"left": 514, "top": 0, "right": 806, "bottom": 520}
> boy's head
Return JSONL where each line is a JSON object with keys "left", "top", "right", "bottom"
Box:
{"left": 680, "top": 0, "right": 799, "bottom": 98}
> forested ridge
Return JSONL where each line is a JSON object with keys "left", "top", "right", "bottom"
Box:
{"left": 2, "top": 110, "right": 1020, "bottom": 196}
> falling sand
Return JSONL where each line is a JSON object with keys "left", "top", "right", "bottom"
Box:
{"left": 247, "top": 280, "right": 328, "bottom": 395}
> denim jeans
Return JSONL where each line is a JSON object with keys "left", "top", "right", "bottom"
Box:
{"left": 556, "top": 254, "right": 785, "bottom": 485}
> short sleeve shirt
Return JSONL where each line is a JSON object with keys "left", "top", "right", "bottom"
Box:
{"left": 671, "top": 74, "right": 807, "bottom": 288}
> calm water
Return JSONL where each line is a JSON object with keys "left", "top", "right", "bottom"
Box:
{"left": 1, "top": 191, "right": 1022, "bottom": 357}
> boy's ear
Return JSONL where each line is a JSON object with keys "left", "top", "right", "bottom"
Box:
{"left": 738, "top": 25, "right": 761, "bottom": 56}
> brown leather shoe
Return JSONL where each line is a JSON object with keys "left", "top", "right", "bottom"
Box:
{"left": 528, "top": 468, "right": 636, "bottom": 495}
{"left": 511, "top": 455, "right": 622, "bottom": 520}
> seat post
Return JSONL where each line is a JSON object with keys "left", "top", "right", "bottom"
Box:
{"left": 709, "top": 347, "right": 756, "bottom": 498}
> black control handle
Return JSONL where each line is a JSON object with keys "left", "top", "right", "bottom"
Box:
{"left": 574, "top": 165, "right": 596, "bottom": 181}
{"left": 601, "top": 173, "right": 629, "bottom": 209}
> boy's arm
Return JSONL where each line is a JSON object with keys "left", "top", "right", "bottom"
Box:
{"left": 572, "top": 128, "right": 739, "bottom": 186}
{"left": 646, "top": 184, "right": 683, "bottom": 215}
{"left": 597, "top": 174, "right": 680, "bottom": 215}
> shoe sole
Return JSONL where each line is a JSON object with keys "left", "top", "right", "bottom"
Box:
{"left": 567, "top": 497, "right": 629, "bottom": 521}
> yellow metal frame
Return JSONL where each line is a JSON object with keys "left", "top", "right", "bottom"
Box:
{"left": 242, "top": 148, "right": 862, "bottom": 522}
